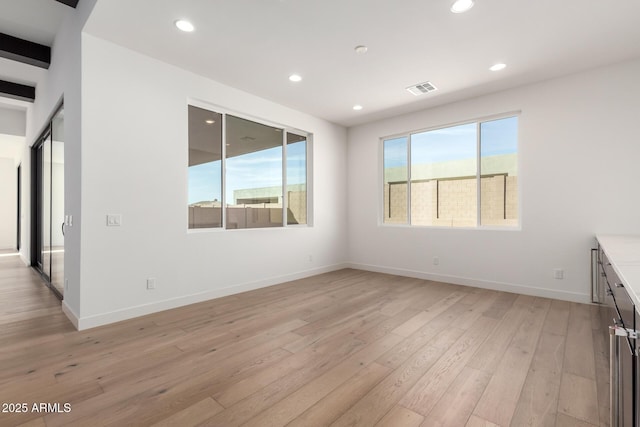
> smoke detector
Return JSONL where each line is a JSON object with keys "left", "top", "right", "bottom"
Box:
{"left": 406, "top": 81, "right": 438, "bottom": 96}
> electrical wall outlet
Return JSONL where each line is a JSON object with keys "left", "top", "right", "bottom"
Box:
{"left": 146, "top": 278, "right": 156, "bottom": 290}
{"left": 554, "top": 269, "right": 564, "bottom": 279}
{"left": 433, "top": 257, "right": 440, "bottom": 266}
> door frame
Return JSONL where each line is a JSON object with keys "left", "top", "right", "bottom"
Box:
{"left": 16, "top": 163, "right": 21, "bottom": 251}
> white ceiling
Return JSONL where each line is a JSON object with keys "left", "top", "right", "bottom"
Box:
{"left": 0, "top": 0, "right": 71, "bottom": 87}
{"left": 0, "top": 0, "right": 68, "bottom": 45}
{"left": 83, "top": 0, "right": 640, "bottom": 127}
{"left": 0, "top": 0, "right": 71, "bottom": 154}
{"left": 1, "top": 1, "right": 640, "bottom": 128}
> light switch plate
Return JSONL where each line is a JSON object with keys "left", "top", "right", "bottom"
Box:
{"left": 107, "top": 214, "right": 122, "bottom": 226}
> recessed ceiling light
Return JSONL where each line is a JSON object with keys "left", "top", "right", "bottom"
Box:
{"left": 451, "top": 0, "right": 474, "bottom": 13}
{"left": 489, "top": 63, "right": 507, "bottom": 71}
{"left": 175, "top": 19, "right": 195, "bottom": 32}
{"left": 353, "top": 105, "right": 363, "bottom": 111}
{"left": 354, "top": 45, "right": 368, "bottom": 54}
{"left": 289, "top": 74, "right": 302, "bottom": 82}
{"left": 205, "top": 119, "right": 215, "bottom": 124}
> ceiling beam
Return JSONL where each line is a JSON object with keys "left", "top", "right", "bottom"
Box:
{"left": 0, "top": 33, "right": 51, "bottom": 69}
{"left": 55, "top": 0, "right": 79, "bottom": 7}
{"left": 0, "top": 80, "right": 35, "bottom": 103}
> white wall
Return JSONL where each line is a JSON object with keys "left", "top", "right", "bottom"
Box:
{"left": 0, "top": 157, "right": 17, "bottom": 250}
{"left": 347, "top": 58, "right": 640, "bottom": 303}
{"left": 0, "top": 107, "right": 26, "bottom": 137}
{"left": 23, "top": 0, "right": 98, "bottom": 316}
{"left": 77, "top": 34, "right": 348, "bottom": 328}
{"left": 0, "top": 104, "right": 27, "bottom": 258}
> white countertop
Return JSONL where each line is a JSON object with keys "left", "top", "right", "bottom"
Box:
{"left": 597, "top": 234, "right": 640, "bottom": 310}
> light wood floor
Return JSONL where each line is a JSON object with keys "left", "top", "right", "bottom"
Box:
{"left": 0, "top": 254, "right": 608, "bottom": 426}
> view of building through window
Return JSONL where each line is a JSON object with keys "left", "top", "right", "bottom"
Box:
{"left": 383, "top": 116, "right": 518, "bottom": 227}
{"left": 188, "top": 106, "right": 309, "bottom": 229}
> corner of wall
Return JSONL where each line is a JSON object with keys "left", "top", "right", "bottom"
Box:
{"left": 62, "top": 300, "right": 80, "bottom": 330}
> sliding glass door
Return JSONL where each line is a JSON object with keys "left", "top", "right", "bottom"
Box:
{"left": 42, "top": 131, "right": 52, "bottom": 281}
{"left": 50, "top": 108, "right": 65, "bottom": 294}
{"left": 32, "top": 104, "right": 64, "bottom": 298}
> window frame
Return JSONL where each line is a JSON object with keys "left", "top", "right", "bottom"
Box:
{"left": 379, "top": 112, "right": 521, "bottom": 230}
{"left": 187, "top": 99, "right": 313, "bottom": 232}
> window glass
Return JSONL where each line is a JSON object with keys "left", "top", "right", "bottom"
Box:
{"left": 383, "top": 137, "right": 408, "bottom": 224}
{"left": 480, "top": 116, "right": 518, "bottom": 226}
{"left": 187, "top": 105, "right": 310, "bottom": 230}
{"left": 286, "top": 133, "right": 307, "bottom": 225}
{"left": 411, "top": 123, "right": 477, "bottom": 227}
{"left": 225, "top": 115, "right": 283, "bottom": 229}
{"left": 188, "top": 106, "right": 222, "bottom": 229}
{"left": 382, "top": 115, "right": 518, "bottom": 228}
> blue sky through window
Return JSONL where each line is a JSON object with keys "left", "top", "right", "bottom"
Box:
{"left": 481, "top": 116, "right": 518, "bottom": 157}
{"left": 383, "top": 137, "right": 407, "bottom": 170}
{"left": 188, "top": 140, "right": 306, "bottom": 205}
{"left": 384, "top": 116, "right": 517, "bottom": 169}
{"left": 189, "top": 162, "right": 221, "bottom": 204}
{"left": 411, "top": 123, "right": 476, "bottom": 165}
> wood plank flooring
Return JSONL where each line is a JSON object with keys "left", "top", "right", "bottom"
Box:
{"left": 0, "top": 254, "right": 607, "bottom": 426}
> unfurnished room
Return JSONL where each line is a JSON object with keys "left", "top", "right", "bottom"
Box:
{"left": 1, "top": 0, "right": 640, "bottom": 425}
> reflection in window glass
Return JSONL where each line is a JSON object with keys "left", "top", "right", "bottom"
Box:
{"left": 480, "top": 116, "right": 518, "bottom": 226}
{"left": 383, "top": 137, "right": 408, "bottom": 224}
{"left": 286, "top": 133, "right": 307, "bottom": 225}
{"left": 188, "top": 106, "right": 223, "bottom": 229}
{"left": 411, "top": 123, "right": 477, "bottom": 227}
{"left": 225, "top": 115, "right": 283, "bottom": 229}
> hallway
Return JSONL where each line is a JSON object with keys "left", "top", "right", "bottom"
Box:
{"left": 0, "top": 250, "right": 73, "bottom": 341}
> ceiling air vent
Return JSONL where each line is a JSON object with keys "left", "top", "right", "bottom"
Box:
{"left": 406, "top": 81, "right": 437, "bottom": 96}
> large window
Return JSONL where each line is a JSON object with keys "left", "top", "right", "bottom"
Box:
{"left": 188, "top": 105, "right": 309, "bottom": 230}
{"left": 382, "top": 115, "right": 518, "bottom": 228}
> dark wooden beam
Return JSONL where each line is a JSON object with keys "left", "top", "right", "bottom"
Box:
{"left": 0, "top": 79, "right": 35, "bottom": 102}
{"left": 0, "top": 33, "right": 51, "bottom": 69}
{"left": 55, "top": 0, "right": 79, "bottom": 7}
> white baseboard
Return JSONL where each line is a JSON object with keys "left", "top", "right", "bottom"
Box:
{"left": 19, "top": 252, "right": 30, "bottom": 266}
{"left": 347, "top": 262, "right": 591, "bottom": 304}
{"left": 74, "top": 263, "right": 349, "bottom": 331}
{"left": 68, "top": 261, "right": 590, "bottom": 331}
{"left": 62, "top": 300, "right": 80, "bottom": 329}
